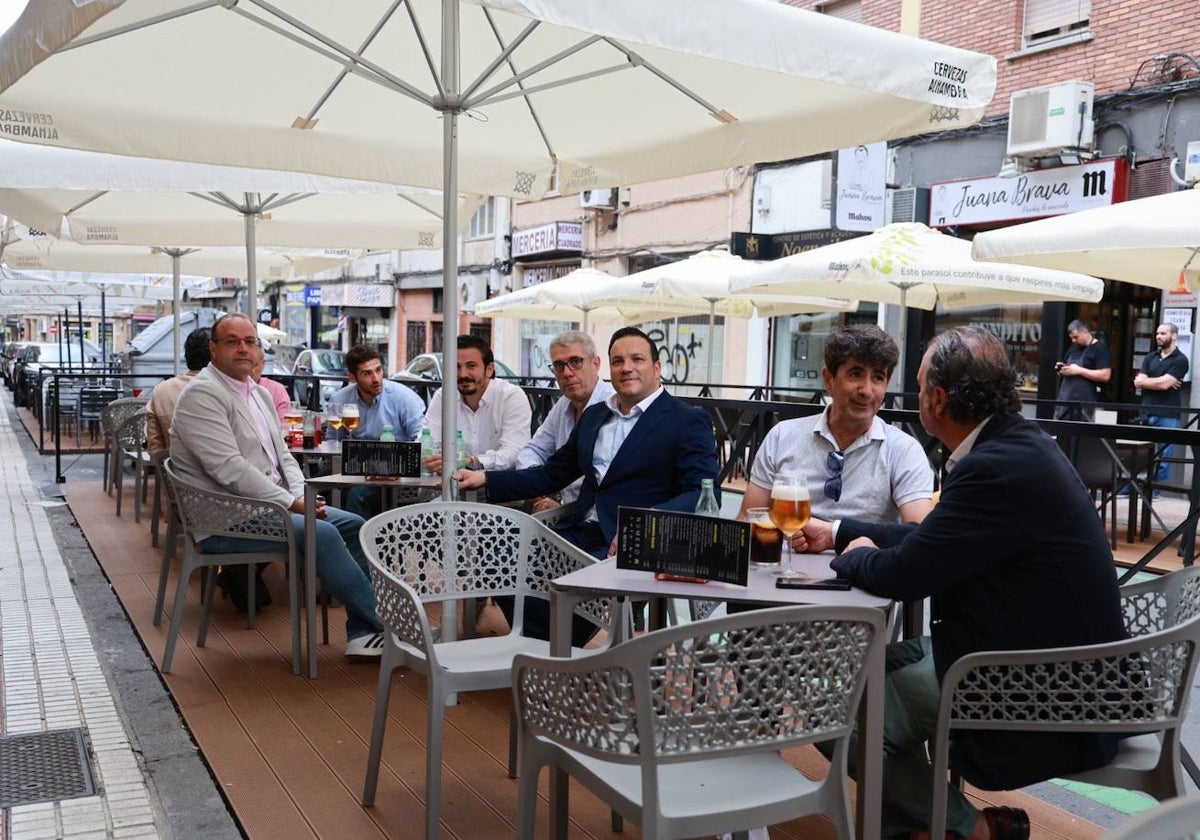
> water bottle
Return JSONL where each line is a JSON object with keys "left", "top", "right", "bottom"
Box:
{"left": 455, "top": 430, "right": 468, "bottom": 470}
{"left": 420, "top": 428, "right": 435, "bottom": 477}
{"left": 695, "top": 478, "right": 720, "bottom": 516}
{"left": 379, "top": 424, "right": 396, "bottom": 442}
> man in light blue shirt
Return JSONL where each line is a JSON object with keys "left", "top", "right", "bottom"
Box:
{"left": 328, "top": 344, "right": 425, "bottom": 518}
{"left": 516, "top": 330, "right": 614, "bottom": 512}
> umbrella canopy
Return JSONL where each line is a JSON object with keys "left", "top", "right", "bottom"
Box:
{"left": 474, "top": 268, "right": 628, "bottom": 327}
{"left": 0, "top": 0, "right": 996, "bottom": 516}
{"left": 970, "top": 185, "right": 1200, "bottom": 291}
{"left": 731, "top": 223, "right": 1105, "bottom": 385}
{"left": 578, "top": 249, "right": 856, "bottom": 378}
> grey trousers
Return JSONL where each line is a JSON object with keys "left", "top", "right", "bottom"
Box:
{"left": 826, "top": 636, "right": 979, "bottom": 838}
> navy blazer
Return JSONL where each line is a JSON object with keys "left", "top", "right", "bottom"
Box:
{"left": 832, "top": 413, "right": 1126, "bottom": 790}
{"left": 486, "top": 390, "right": 718, "bottom": 542}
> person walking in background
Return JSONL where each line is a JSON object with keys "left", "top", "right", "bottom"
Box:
{"left": 1134, "top": 322, "right": 1190, "bottom": 486}
{"left": 1053, "top": 319, "right": 1111, "bottom": 421}
{"left": 328, "top": 344, "right": 426, "bottom": 518}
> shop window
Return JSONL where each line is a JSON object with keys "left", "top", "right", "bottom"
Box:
{"left": 467, "top": 198, "right": 495, "bottom": 240}
{"left": 1023, "top": 0, "right": 1089, "bottom": 49}
{"left": 813, "top": 0, "right": 862, "bottom": 23}
{"left": 406, "top": 322, "right": 427, "bottom": 364}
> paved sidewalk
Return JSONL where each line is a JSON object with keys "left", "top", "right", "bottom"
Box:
{"left": 0, "top": 402, "right": 239, "bottom": 840}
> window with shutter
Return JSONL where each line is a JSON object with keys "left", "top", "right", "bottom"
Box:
{"left": 1023, "top": 0, "right": 1090, "bottom": 47}
{"left": 814, "top": 0, "right": 862, "bottom": 24}
{"left": 467, "top": 198, "right": 495, "bottom": 240}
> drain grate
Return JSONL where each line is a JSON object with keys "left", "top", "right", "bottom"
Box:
{"left": 0, "top": 729, "right": 95, "bottom": 808}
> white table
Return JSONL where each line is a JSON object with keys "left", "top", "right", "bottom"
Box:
{"left": 548, "top": 556, "right": 890, "bottom": 839}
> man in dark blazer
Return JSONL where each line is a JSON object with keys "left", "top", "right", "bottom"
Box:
{"left": 806, "top": 325, "right": 1125, "bottom": 840}
{"left": 457, "top": 326, "right": 719, "bottom": 638}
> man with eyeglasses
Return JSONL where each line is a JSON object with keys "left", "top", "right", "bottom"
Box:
{"left": 170, "top": 313, "right": 385, "bottom": 661}
{"left": 515, "top": 331, "right": 614, "bottom": 513}
{"left": 738, "top": 324, "right": 933, "bottom": 546}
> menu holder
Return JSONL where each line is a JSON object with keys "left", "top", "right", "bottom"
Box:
{"left": 341, "top": 440, "right": 422, "bottom": 477}
{"left": 615, "top": 506, "right": 750, "bottom": 586}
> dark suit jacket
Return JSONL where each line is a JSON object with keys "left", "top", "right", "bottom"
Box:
{"left": 831, "top": 413, "right": 1126, "bottom": 790}
{"left": 486, "top": 390, "right": 718, "bottom": 544}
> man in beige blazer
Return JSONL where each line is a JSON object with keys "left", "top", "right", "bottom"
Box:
{"left": 170, "top": 313, "right": 384, "bottom": 660}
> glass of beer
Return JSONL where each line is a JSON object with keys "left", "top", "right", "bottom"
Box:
{"left": 769, "top": 471, "right": 811, "bottom": 578}
{"left": 283, "top": 400, "right": 304, "bottom": 430}
{"left": 341, "top": 403, "right": 360, "bottom": 433}
{"left": 746, "top": 507, "right": 783, "bottom": 567}
{"left": 326, "top": 408, "right": 343, "bottom": 442}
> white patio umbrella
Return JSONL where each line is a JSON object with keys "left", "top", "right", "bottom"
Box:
{"left": 578, "top": 249, "right": 856, "bottom": 380}
{"left": 0, "top": 0, "right": 997, "bottom": 525}
{"left": 474, "top": 268, "right": 625, "bottom": 328}
{"left": 970, "top": 184, "right": 1200, "bottom": 291}
{"left": 731, "top": 223, "right": 1106, "bottom": 384}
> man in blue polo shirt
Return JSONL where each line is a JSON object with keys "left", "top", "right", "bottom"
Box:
{"left": 328, "top": 344, "right": 425, "bottom": 518}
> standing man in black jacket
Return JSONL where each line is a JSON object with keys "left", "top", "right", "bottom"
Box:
{"left": 807, "top": 325, "right": 1125, "bottom": 840}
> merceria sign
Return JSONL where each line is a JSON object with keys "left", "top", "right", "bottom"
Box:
{"left": 930, "top": 158, "right": 1127, "bottom": 228}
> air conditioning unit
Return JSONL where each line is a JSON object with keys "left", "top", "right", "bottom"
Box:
{"left": 885, "top": 187, "right": 930, "bottom": 224}
{"left": 579, "top": 188, "right": 617, "bottom": 209}
{"left": 1007, "top": 81, "right": 1094, "bottom": 159}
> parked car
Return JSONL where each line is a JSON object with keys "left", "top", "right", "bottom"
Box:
{"left": 391, "top": 352, "right": 518, "bottom": 384}
{"left": 14, "top": 340, "right": 105, "bottom": 408}
{"left": 292, "top": 348, "right": 347, "bottom": 409}
{"left": 269, "top": 343, "right": 306, "bottom": 376}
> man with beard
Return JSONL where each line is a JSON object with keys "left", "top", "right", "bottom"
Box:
{"left": 422, "top": 334, "right": 531, "bottom": 474}
{"left": 1134, "top": 322, "right": 1190, "bottom": 486}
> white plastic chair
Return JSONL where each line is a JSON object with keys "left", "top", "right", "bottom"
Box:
{"left": 358, "top": 501, "right": 622, "bottom": 840}
{"left": 112, "top": 409, "right": 154, "bottom": 522}
{"left": 514, "top": 603, "right": 886, "bottom": 840}
{"left": 159, "top": 458, "right": 301, "bottom": 675}
{"left": 1102, "top": 793, "right": 1200, "bottom": 839}
{"left": 929, "top": 566, "right": 1200, "bottom": 839}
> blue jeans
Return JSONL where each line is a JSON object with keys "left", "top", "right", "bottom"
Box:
{"left": 1146, "top": 414, "right": 1180, "bottom": 483}
{"left": 343, "top": 485, "right": 382, "bottom": 520}
{"left": 200, "top": 504, "right": 382, "bottom": 641}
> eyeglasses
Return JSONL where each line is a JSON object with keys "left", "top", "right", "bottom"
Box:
{"left": 548, "top": 356, "right": 587, "bottom": 375}
{"left": 824, "top": 450, "right": 846, "bottom": 502}
{"left": 215, "top": 337, "right": 261, "bottom": 349}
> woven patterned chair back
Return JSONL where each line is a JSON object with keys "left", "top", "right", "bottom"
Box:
{"left": 362, "top": 501, "right": 612, "bottom": 649}
{"left": 516, "top": 604, "right": 884, "bottom": 765}
{"left": 161, "top": 458, "right": 290, "bottom": 545}
{"left": 942, "top": 610, "right": 1200, "bottom": 736}
{"left": 114, "top": 409, "right": 147, "bottom": 449}
{"left": 98, "top": 396, "right": 147, "bottom": 445}
{"left": 1119, "top": 566, "right": 1200, "bottom": 638}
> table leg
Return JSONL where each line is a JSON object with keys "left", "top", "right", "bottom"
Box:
{"left": 304, "top": 485, "right": 318, "bottom": 679}
{"left": 548, "top": 588, "right": 575, "bottom": 840}
{"left": 855, "top": 629, "right": 884, "bottom": 839}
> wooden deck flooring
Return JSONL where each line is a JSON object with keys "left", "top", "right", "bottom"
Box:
{"left": 67, "top": 478, "right": 1106, "bottom": 839}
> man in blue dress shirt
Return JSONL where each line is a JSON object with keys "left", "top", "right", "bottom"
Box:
{"left": 328, "top": 344, "right": 425, "bottom": 518}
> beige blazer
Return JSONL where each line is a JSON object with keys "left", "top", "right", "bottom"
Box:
{"left": 169, "top": 364, "right": 304, "bottom": 508}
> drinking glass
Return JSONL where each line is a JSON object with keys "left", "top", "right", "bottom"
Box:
{"left": 768, "top": 471, "right": 811, "bottom": 578}
{"left": 327, "top": 407, "right": 343, "bottom": 442}
{"left": 283, "top": 400, "right": 304, "bottom": 430}
{"left": 746, "top": 506, "right": 783, "bottom": 567}
{"left": 341, "top": 403, "right": 360, "bottom": 434}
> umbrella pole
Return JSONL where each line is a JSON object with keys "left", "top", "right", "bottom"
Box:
{"left": 896, "top": 285, "right": 908, "bottom": 408}
{"left": 100, "top": 286, "right": 107, "bottom": 372}
{"left": 439, "top": 0, "right": 461, "bottom": 502}
{"left": 244, "top": 204, "right": 257, "bottom": 320}
{"left": 77, "top": 299, "right": 84, "bottom": 375}
{"left": 172, "top": 253, "right": 182, "bottom": 377}
{"left": 706, "top": 299, "right": 717, "bottom": 388}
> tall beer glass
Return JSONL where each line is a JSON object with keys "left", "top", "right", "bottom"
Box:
{"left": 341, "top": 403, "right": 360, "bottom": 432}
{"left": 769, "top": 471, "right": 811, "bottom": 578}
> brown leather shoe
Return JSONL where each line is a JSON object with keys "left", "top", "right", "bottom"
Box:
{"left": 981, "top": 807, "right": 1030, "bottom": 840}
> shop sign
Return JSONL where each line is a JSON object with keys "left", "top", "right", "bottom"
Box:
{"left": 730, "top": 229, "right": 866, "bottom": 261}
{"left": 520, "top": 262, "right": 581, "bottom": 288}
{"left": 343, "top": 284, "right": 392, "bottom": 307}
{"left": 835, "top": 141, "right": 887, "bottom": 232}
{"left": 511, "top": 222, "right": 583, "bottom": 259}
{"left": 302, "top": 285, "right": 322, "bottom": 306}
{"left": 930, "top": 159, "right": 1123, "bottom": 227}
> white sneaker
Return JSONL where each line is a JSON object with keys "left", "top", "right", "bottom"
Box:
{"left": 718, "top": 829, "right": 769, "bottom": 840}
{"left": 345, "top": 632, "right": 385, "bottom": 661}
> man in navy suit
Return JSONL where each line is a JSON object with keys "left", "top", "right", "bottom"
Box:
{"left": 458, "top": 326, "right": 719, "bottom": 638}
{"left": 805, "top": 325, "right": 1125, "bottom": 840}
